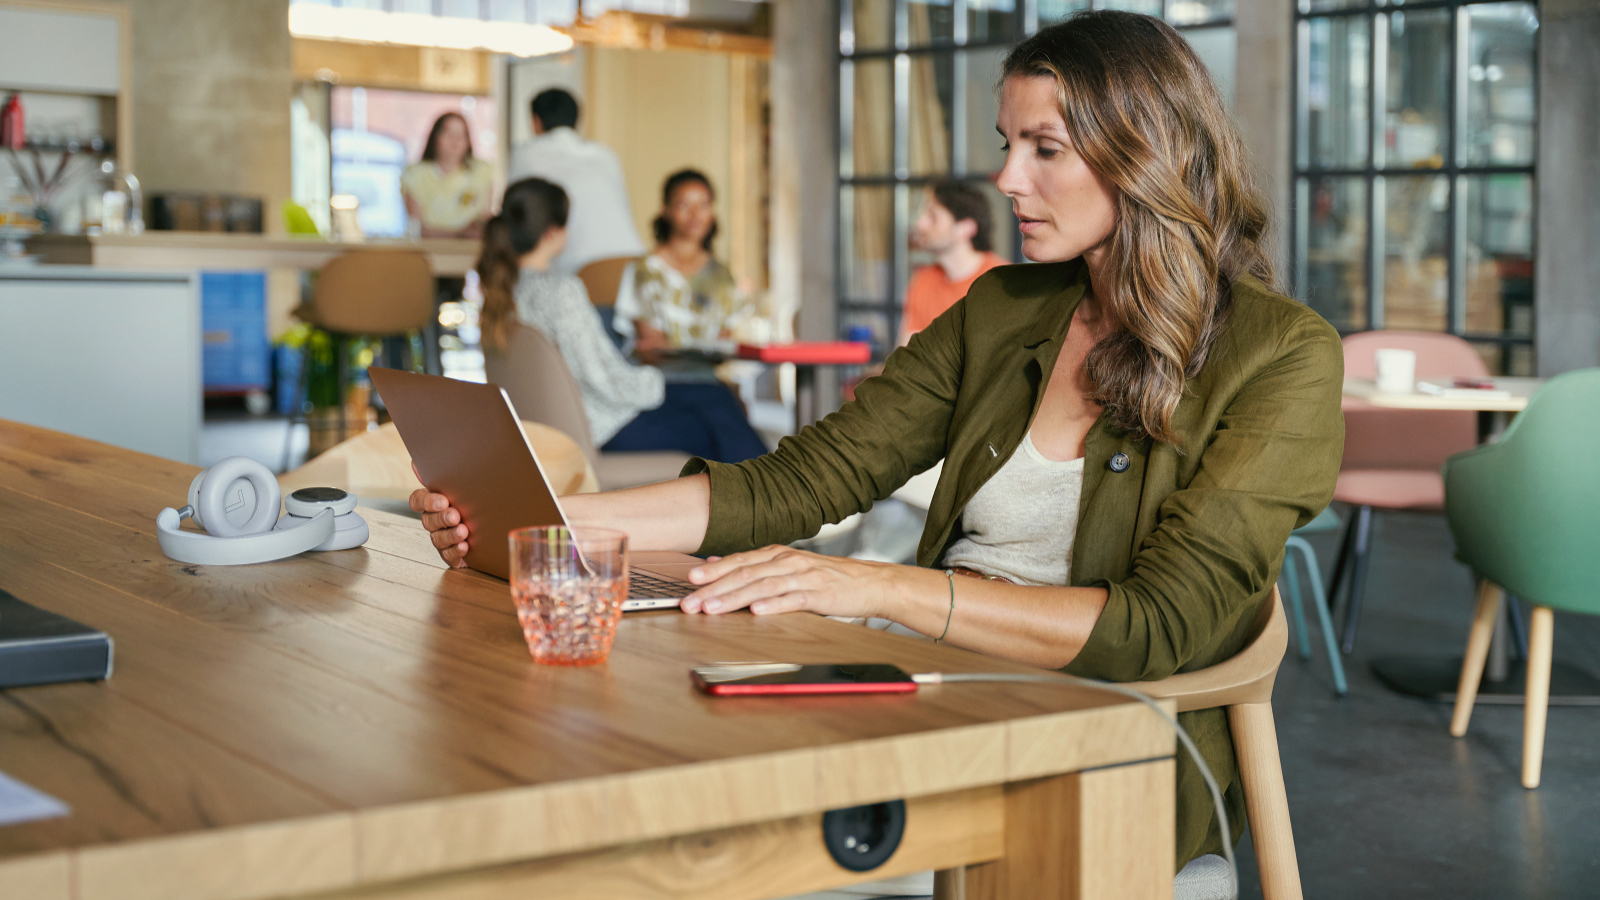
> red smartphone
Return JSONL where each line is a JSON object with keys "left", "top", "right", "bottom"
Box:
{"left": 691, "top": 663, "right": 919, "bottom": 696}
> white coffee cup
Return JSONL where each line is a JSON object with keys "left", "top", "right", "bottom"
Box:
{"left": 1374, "top": 348, "right": 1417, "bottom": 394}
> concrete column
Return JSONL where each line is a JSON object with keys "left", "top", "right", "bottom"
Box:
{"left": 769, "top": 0, "right": 839, "bottom": 414}
{"left": 126, "top": 0, "right": 292, "bottom": 225}
{"left": 1535, "top": 0, "right": 1600, "bottom": 376}
{"left": 1232, "top": 0, "right": 1294, "bottom": 280}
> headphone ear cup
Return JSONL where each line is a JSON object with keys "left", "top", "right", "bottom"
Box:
{"left": 186, "top": 470, "right": 209, "bottom": 529}
{"left": 195, "top": 457, "right": 282, "bottom": 538}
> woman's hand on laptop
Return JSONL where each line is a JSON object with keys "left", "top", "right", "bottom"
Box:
{"left": 409, "top": 484, "right": 470, "bottom": 568}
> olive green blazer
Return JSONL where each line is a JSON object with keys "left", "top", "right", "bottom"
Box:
{"left": 687, "top": 260, "right": 1345, "bottom": 867}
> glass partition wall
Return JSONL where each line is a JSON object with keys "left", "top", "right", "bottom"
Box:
{"left": 1292, "top": 1, "right": 1538, "bottom": 374}
{"left": 837, "top": 0, "right": 1236, "bottom": 357}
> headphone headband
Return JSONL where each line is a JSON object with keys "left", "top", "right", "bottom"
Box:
{"left": 156, "top": 507, "right": 336, "bottom": 567}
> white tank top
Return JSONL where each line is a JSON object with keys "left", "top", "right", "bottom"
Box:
{"left": 942, "top": 431, "right": 1084, "bottom": 586}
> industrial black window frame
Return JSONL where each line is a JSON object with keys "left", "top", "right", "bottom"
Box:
{"left": 836, "top": 0, "right": 1236, "bottom": 352}
{"left": 1288, "top": 0, "right": 1539, "bottom": 370}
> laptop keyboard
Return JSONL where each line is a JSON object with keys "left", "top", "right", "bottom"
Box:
{"left": 629, "top": 570, "right": 696, "bottom": 599}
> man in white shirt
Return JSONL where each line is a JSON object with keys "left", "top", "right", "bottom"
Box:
{"left": 506, "top": 89, "right": 645, "bottom": 277}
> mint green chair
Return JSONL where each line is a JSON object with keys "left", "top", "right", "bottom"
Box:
{"left": 1444, "top": 369, "right": 1600, "bottom": 788}
{"left": 1280, "top": 507, "right": 1348, "bottom": 695}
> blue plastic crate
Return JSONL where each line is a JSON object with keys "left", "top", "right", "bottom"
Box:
{"left": 201, "top": 271, "right": 269, "bottom": 392}
{"left": 275, "top": 344, "right": 304, "bottom": 416}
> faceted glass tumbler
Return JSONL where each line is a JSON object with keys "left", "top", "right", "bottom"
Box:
{"left": 509, "top": 526, "right": 628, "bottom": 666}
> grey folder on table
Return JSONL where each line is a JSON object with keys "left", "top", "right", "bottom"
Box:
{"left": 0, "top": 587, "right": 113, "bottom": 689}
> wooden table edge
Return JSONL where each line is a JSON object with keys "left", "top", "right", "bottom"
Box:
{"left": 1, "top": 701, "right": 1174, "bottom": 900}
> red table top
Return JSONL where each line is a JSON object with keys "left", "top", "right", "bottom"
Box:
{"left": 737, "top": 342, "right": 871, "bottom": 365}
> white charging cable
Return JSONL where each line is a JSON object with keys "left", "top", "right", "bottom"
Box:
{"left": 911, "top": 670, "right": 1237, "bottom": 900}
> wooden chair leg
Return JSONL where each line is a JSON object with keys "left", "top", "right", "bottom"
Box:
{"left": 1522, "top": 606, "right": 1555, "bottom": 789}
{"left": 1450, "top": 581, "right": 1504, "bottom": 738}
{"left": 1227, "top": 702, "right": 1303, "bottom": 900}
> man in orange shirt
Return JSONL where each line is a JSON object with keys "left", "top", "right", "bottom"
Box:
{"left": 897, "top": 180, "right": 1008, "bottom": 346}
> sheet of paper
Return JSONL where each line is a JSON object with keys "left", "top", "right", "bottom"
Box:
{"left": 0, "top": 769, "right": 69, "bottom": 827}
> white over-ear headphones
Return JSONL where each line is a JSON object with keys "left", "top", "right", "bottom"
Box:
{"left": 155, "top": 456, "right": 370, "bottom": 566}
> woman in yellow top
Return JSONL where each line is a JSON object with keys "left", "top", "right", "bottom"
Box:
{"left": 401, "top": 112, "right": 494, "bottom": 239}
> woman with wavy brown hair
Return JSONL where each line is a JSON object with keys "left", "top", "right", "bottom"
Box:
{"left": 412, "top": 10, "right": 1343, "bottom": 878}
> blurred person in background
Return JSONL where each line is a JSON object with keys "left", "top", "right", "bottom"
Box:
{"left": 401, "top": 112, "right": 493, "bottom": 239}
{"left": 506, "top": 89, "right": 644, "bottom": 274}
{"left": 477, "top": 178, "right": 766, "bottom": 463}
{"left": 897, "top": 180, "right": 1007, "bottom": 346}
{"left": 614, "top": 169, "right": 755, "bottom": 381}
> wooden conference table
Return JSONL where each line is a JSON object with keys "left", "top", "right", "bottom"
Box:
{"left": 0, "top": 420, "right": 1176, "bottom": 900}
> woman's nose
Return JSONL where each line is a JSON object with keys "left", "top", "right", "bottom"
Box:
{"left": 995, "top": 150, "right": 1025, "bottom": 198}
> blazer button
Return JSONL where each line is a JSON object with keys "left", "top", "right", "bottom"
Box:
{"left": 1108, "top": 452, "right": 1130, "bottom": 473}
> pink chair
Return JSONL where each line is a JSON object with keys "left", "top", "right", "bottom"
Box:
{"left": 1331, "top": 331, "right": 1489, "bottom": 654}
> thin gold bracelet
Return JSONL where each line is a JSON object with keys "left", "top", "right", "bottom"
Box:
{"left": 935, "top": 570, "right": 955, "bottom": 643}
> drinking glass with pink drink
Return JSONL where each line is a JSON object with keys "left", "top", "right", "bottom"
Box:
{"left": 508, "top": 526, "right": 628, "bottom": 666}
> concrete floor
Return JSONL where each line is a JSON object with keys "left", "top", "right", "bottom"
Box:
{"left": 1241, "top": 511, "right": 1600, "bottom": 900}
{"left": 204, "top": 412, "right": 1600, "bottom": 899}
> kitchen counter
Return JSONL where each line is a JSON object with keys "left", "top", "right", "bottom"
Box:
{"left": 0, "top": 266, "right": 201, "bottom": 463}
{"left": 25, "top": 231, "right": 479, "bottom": 276}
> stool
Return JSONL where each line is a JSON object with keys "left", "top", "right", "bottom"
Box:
{"left": 282, "top": 250, "right": 435, "bottom": 470}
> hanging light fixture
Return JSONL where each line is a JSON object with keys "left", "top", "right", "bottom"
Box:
{"left": 288, "top": 4, "right": 576, "bottom": 58}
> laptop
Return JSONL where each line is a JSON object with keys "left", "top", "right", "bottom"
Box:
{"left": 368, "top": 367, "right": 699, "bottom": 611}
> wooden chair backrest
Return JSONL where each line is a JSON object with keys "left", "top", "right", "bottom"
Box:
{"left": 1128, "top": 588, "right": 1287, "bottom": 712}
{"left": 576, "top": 256, "right": 635, "bottom": 308}
{"left": 281, "top": 420, "right": 597, "bottom": 501}
{"left": 483, "top": 323, "right": 601, "bottom": 466}
{"left": 311, "top": 250, "right": 435, "bottom": 336}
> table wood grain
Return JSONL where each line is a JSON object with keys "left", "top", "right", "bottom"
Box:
{"left": 0, "top": 420, "right": 1174, "bottom": 900}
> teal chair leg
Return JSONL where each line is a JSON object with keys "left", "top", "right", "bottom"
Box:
{"left": 1286, "top": 536, "right": 1349, "bottom": 696}
{"left": 1280, "top": 552, "right": 1313, "bottom": 660}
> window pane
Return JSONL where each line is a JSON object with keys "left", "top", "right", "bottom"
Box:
{"left": 1382, "top": 174, "right": 1449, "bottom": 332}
{"left": 1305, "top": 0, "right": 1366, "bottom": 11}
{"left": 1467, "top": 342, "right": 1533, "bottom": 377}
{"left": 967, "top": 0, "right": 1016, "bottom": 44}
{"left": 1101, "top": 0, "right": 1162, "bottom": 15}
{"left": 1463, "top": 174, "right": 1533, "bottom": 337}
{"left": 1185, "top": 26, "right": 1237, "bottom": 110}
{"left": 1305, "top": 15, "right": 1370, "bottom": 169}
{"left": 848, "top": 0, "right": 894, "bottom": 52}
{"left": 906, "top": 0, "right": 956, "bottom": 47}
{"left": 962, "top": 46, "right": 1008, "bottom": 174}
{"left": 1505, "top": 343, "right": 1533, "bottom": 377}
{"left": 1299, "top": 176, "right": 1367, "bottom": 330}
{"left": 841, "top": 186, "right": 895, "bottom": 301}
{"left": 850, "top": 58, "right": 894, "bottom": 177}
{"left": 1464, "top": 2, "right": 1537, "bottom": 166}
{"left": 1385, "top": 9, "right": 1449, "bottom": 169}
{"left": 1167, "top": 0, "right": 1233, "bottom": 26}
{"left": 977, "top": 178, "right": 1017, "bottom": 263}
{"left": 1036, "top": 0, "right": 1091, "bottom": 26}
{"left": 908, "top": 53, "right": 954, "bottom": 175}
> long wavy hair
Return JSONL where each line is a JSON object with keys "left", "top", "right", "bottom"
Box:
{"left": 477, "top": 178, "right": 569, "bottom": 350}
{"left": 1002, "top": 11, "right": 1276, "bottom": 445}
